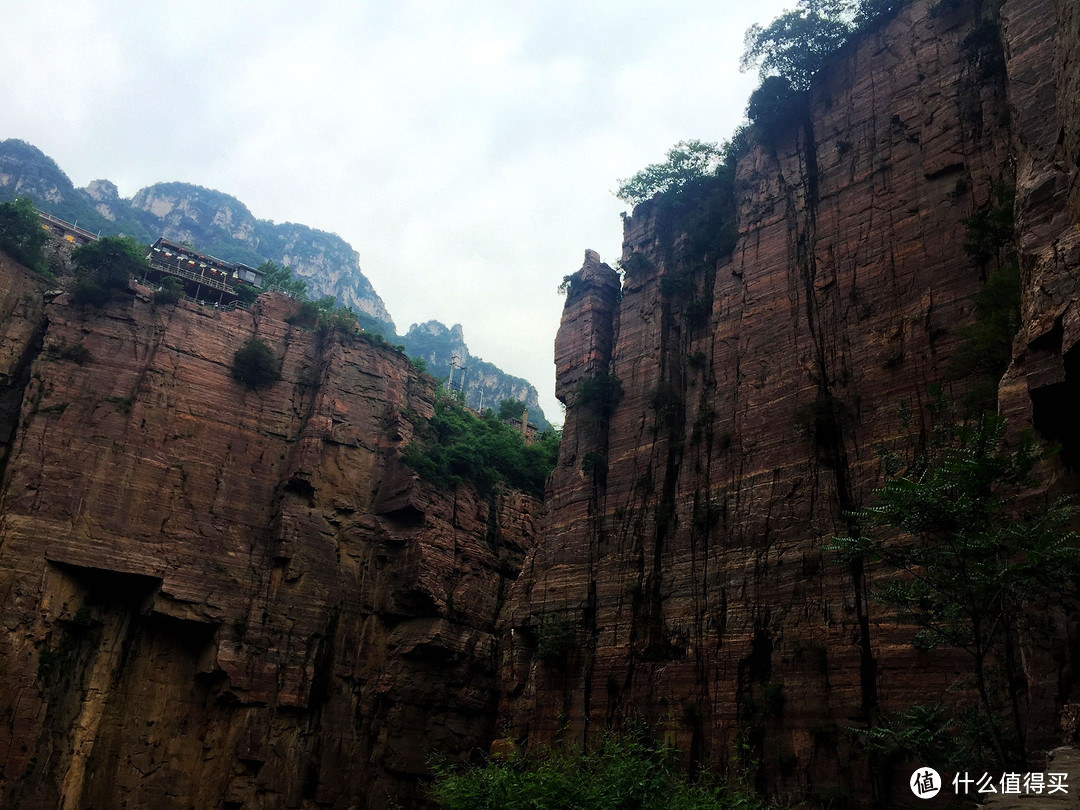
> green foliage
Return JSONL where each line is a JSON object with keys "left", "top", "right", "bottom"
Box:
{"left": 654, "top": 167, "right": 740, "bottom": 267}
{"left": 535, "top": 614, "right": 575, "bottom": 664}
{"left": 853, "top": 704, "right": 997, "bottom": 772}
{"left": 616, "top": 140, "right": 723, "bottom": 207}
{"left": 45, "top": 339, "right": 93, "bottom": 365}
{"left": 102, "top": 394, "right": 135, "bottom": 413}
{"left": 948, "top": 262, "right": 1021, "bottom": 413}
{"left": 287, "top": 300, "right": 321, "bottom": 329}
{"left": 321, "top": 306, "right": 362, "bottom": 336}
{"left": 620, "top": 252, "right": 654, "bottom": 280}
{"left": 72, "top": 235, "right": 147, "bottom": 290}
{"left": 741, "top": 0, "right": 904, "bottom": 132}
{"left": 402, "top": 390, "right": 558, "bottom": 498}
{"left": 231, "top": 337, "right": 280, "bottom": 388}
{"left": 430, "top": 731, "right": 776, "bottom": 810}
{"left": 851, "top": 0, "right": 905, "bottom": 30}
{"left": 576, "top": 373, "right": 623, "bottom": 420}
{"left": 257, "top": 259, "right": 308, "bottom": 298}
{"left": 828, "top": 414, "right": 1080, "bottom": 766}
{"left": 746, "top": 77, "right": 808, "bottom": 139}
{"left": 498, "top": 398, "right": 527, "bottom": 422}
{"left": 409, "top": 355, "right": 428, "bottom": 374}
{"left": 154, "top": 275, "right": 184, "bottom": 305}
{"left": 741, "top": 0, "right": 856, "bottom": 92}
{"left": 962, "top": 186, "right": 1014, "bottom": 266}
{"left": 235, "top": 284, "right": 260, "bottom": 305}
{"left": 0, "top": 196, "right": 49, "bottom": 274}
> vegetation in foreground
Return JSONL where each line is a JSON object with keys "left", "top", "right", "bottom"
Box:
{"left": 430, "top": 731, "right": 779, "bottom": 810}
{"left": 831, "top": 411, "right": 1080, "bottom": 769}
{"left": 403, "top": 390, "right": 559, "bottom": 498}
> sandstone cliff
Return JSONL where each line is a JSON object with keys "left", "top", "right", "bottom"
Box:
{"left": 499, "top": 0, "right": 1080, "bottom": 804}
{"left": 0, "top": 262, "right": 537, "bottom": 809}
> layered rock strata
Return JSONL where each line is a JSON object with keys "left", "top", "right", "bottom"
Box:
{"left": 500, "top": 0, "right": 1080, "bottom": 804}
{"left": 0, "top": 276, "right": 536, "bottom": 809}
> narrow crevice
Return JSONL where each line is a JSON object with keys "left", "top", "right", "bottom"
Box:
{"left": 0, "top": 306, "right": 48, "bottom": 489}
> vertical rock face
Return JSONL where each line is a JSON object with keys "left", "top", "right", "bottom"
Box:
{"left": 0, "top": 276, "right": 537, "bottom": 809}
{"left": 500, "top": 0, "right": 1080, "bottom": 803}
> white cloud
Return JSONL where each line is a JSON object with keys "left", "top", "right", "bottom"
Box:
{"left": 2, "top": 0, "right": 794, "bottom": 423}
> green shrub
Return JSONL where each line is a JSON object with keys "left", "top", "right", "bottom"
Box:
{"left": 620, "top": 252, "right": 654, "bottom": 280}
{"left": 0, "top": 196, "right": 49, "bottom": 274}
{"left": 45, "top": 340, "right": 92, "bottom": 365}
{"left": 948, "top": 262, "right": 1021, "bottom": 414}
{"left": 154, "top": 276, "right": 184, "bottom": 305}
{"left": 576, "top": 373, "right": 623, "bottom": 419}
{"left": 747, "top": 76, "right": 809, "bottom": 142}
{"left": 616, "top": 140, "right": 723, "bottom": 207}
{"left": 71, "top": 236, "right": 147, "bottom": 292}
{"left": 741, "top": 1, "right": 855, "bottom": 92}
{"left": 235, "top": 284, "right": 260, "bottom": 305}
{"left": 829, "top": 414, "right": 1080, "bottom": 767}
{"left": 430, "top": 730, "right": 776, "bottom": 810}
{"left": 498, "top": 398, "right": 527, "bottom": 422}
{"left": 402, "top": 390, "right": 558, "bottom": 498}
{"left": 535, "top": 614, "right": 575, "bottom": 664}
{"left": 257, "top": 259, "right": 307, "bottom": 298}
{"left": 231, "top": 337, "right": 279, "bottom": 388}
{"left": 962, "top": 19, "right": 1005, "bottom": 78}
{"left": 287, "top": 300, "right": 321, "bottom": 329}
{"left": 962, "top": 186, "right": 1014, "bottom": 266}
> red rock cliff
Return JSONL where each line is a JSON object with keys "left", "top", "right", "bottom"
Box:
{"left": 500, "top": 0, "right": 1080, "bottom": 803}
{"left": 0, "top": 270, "right": 537, "bottom": 809}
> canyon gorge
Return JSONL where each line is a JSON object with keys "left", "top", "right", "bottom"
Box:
{"left": 2, "top": 0, "right": 1080, "bottom": 807}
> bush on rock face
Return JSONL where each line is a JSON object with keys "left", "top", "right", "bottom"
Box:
{"left": 231, "top": 337, "right": 279, "bottom": 388}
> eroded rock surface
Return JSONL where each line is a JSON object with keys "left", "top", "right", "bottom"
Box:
{"left": 0, "top": 280, "right": 536, "bottom": 809}
{"left": 499, "top": 0, "right": 1080, "bottom": 804}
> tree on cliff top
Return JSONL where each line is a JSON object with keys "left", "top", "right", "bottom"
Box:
{"left": 72, "top": 235, "right": 147, "bottom": 286}
{"left": 70, "top": 235, "right": 148, "bottom": 304}
{"left": 616, "top": 140, "right": 723, "bottom": 207}
{"left": 0, "top": 196, "right": 49, "bottom": 275}
{"left": 741, "top": 0, "right": 904, "bottom": 91}
{"left": 257, "top": 259, "right": 307, "bottom": 299}
{"left": 741, "top": 0, "right": 855, "bottom": 91}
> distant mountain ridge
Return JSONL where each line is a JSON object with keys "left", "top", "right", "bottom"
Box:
{"left": 0, "top": 137, "right": 551, "bottom": 428}
{"left": 0, "top": 138, "right": 392, "bottom": 329}
{"left": 401, "top": 321, "right": 551, "bottom": 431}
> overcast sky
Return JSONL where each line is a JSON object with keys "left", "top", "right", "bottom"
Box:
{"left": 3, "top": 0, "right": 792, "bottom": 424}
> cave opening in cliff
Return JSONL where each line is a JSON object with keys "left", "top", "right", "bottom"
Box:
{"left": 1030, "top": 343, "right": 1080, "bottom": 472}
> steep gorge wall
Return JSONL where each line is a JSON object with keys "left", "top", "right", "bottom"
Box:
{"left": 500, "top": 0, "right": 1080, "bottom": 803}
{"left": 0, "top": 262, "right": 537, "bottom": 809}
